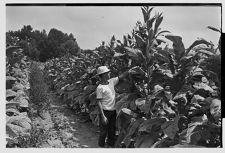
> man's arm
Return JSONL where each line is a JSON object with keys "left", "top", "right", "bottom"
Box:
{"left": 110, "top": 71, "right": 131, "bottom": 87}
{"left": 97, "top": 99, "right": 108, "bottom": 125}
{"left": 112, "top": 68, "right": 136, "bottom": 86}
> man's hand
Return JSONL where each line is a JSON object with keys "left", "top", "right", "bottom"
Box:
{"left": 102, "top": 116, "right": 108, "bottom": 125}
{"left": 97, "top": 100, "right": 108, "bottom": 125}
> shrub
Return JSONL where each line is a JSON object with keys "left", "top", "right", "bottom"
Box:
{"left": 29, "top": 62, "right": 49, "bottom": 112}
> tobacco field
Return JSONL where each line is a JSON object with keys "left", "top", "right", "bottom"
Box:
{"left": 6, "top": 6, "right": 221, "bottom": 148}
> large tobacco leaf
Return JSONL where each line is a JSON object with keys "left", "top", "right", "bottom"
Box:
{"left": 165, "top": 34, "right": 185, "bottom": 64}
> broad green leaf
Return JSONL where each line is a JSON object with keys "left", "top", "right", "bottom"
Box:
{"left": 124, "top": 47, "right": 145, "bottom": 61}
{"left": 19, "top": 98, "right": 29, "bottom": 107}
{"left": 195, "top": 49, "right": 215, "bottom": 56}
{"left": 135, "top": 98, "right": 145, "bottom": 107}
{"left": 6, "top": 46, "right": 21, "bottom": 57}
{"left": 116, "top": 108, "right": 133, "bottom": 132}
{"left": 192, "top": 82, "right": 214, "bottom": 92}
{"left": 190, "top": 114, "right": 207, "bottom": 123}
{"left": 6, "top": 89, "right": 17, "bottom": 98}
{"left": 186, "top": 39, "right": 212, "bottom": 55}
{"left": 65, "top": 84, "right": 77, "bottom": 91}
{"left": 141, "top": 7, "right": 148, "bottom": 22}
{"left": 190, "top": 94, "right": 205, "bottom": 104}
{"left": 123, "top": 35, "right": 128, "bottom": 46}
{"left": 153, "top": 52, "right": 170, "bottom": 63}
{"left": 165, "top": 34, "right": 185, "bottom": 64}
{"left": 6, "top": 101, "right": 20, "bottom": 109}
{"left": 154, "top": 14, "right": 163, "bottom": 35}
{"left": 123, "top": 118, "right": 145, "bottom": 146}
{"left": 115, "top": 93, "right": 135, "bottom": 113}
{"left": 178, "top": 121, "right": 216, "bottom": 145}
{"left": 134, "top": 34, "right": 146, "bottom": 48}
{"left": 117, "top": 40, "right": 122, "bottom": 45}
{"left": 115, "top": 100, "right": 129, "bottom": 114}
{"left": 170, "top": 144, "right": 206, "bottom": 148}
{"left": 147, "top": 16, "right": 156, "bottom": 29}
{"left": 148, "top": 29, "right": 154, "bottom": 44}
{"left": 162, "top": 102, "right": 175, "bottom": 114}
{"left": 161, "top": 116, "right": 179, "bottom": 139}
{"left": 156, "top": 30, "right": 171, "bottom": 37}
{"left": 7, "top": 115, "right": 31, "bottom": 129}
{"left": 115, "top": 78, "right": 134, "bottom": 94}
{"left": 12, "top": 83, "right": 24, "bottom": 91}
{"left": 139, "top": 117, "right": 167, "bottom": 133}
{"left": 207, "top": 26, "right": 221, "bottom": 33}
{"left": 218, "top": 36, "right": 221, "bottom": 51}
{"left": 152, "top": 137, "right": 178, "bottom": 148}
{"left": 210, "top": 99, "right": 221, "bottom": 122}
{"left": 175, "top": 85, "right": 196, "bottom": 97}
{"left": 128, "top": 66, "right": 146, "bottom": 76}
{"left": 135, "top": 133, "right": 156, "bottom": 148}
{"left": 67, "top": 90, "right": 80, "bottom": 100}
{"left": 6, "top": 76, "right": 17, "bottom": 81}
{"left": 127, "top": 34, "right": 132, "bottom": 40}
{"left": 113, "top": 52, "right": 124, "bottom": 57}
{"left": 147, "top": 7, "right": 154, "bottom": 14}
{"left": 6, "top": 124, "right": 20, "bottom": 138}
{"left": 6, "top": 108, "right": 20, "bottom": 116}
{"left": 6, "top": 123, "right": 30, "bottom": 137}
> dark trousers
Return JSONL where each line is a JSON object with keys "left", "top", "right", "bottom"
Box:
{"left": 98, "top": 110, "right": 117, "bottom": 147}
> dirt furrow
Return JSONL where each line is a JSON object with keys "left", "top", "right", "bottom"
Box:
{"left": 46, "top": 92, "right": 99, "bottom": 148}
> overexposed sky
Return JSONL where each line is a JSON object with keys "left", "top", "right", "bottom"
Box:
{"left": 6, "top": 5, "right": 221, "bottom": 49}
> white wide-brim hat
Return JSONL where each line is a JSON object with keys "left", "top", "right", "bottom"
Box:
{"left": 96, "top": 66, "right": 110, "bottom": 75}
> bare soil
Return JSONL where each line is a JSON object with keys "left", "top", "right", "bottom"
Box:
{"left": 37, "top": 92, "right": 100, "bottom": 148}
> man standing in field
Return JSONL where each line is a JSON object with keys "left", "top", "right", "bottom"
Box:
{"left": 96, "top": 66, "right": 130, "bottom": 148}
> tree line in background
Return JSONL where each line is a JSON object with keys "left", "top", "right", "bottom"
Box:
{"left": 6, "top": 25, "right": 81, "bottom": 62}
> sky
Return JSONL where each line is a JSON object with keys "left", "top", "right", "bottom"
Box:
{"left": 6, "top": 5, "right": 221, "bottom": 50}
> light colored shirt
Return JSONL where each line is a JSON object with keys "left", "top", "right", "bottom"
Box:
{"left": 96, "top": 77, "right": 119, "bottom": 111}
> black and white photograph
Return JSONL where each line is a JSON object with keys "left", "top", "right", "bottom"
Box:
{"left": 2, "top": 0, "right": 223, "bottom": 149}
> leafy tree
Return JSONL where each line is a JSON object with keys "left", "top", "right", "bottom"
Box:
{"left": 60, "top": 39, "right": 81, "bottom": 56}
{"left": 46, "top": 28, "right": 81, "bottom": 59}
{"left": 6, "top": 26, "right": 81, "bottom": 62}
{"left": 6, "top": 31, "right": 19, "bottom": 46}
{"left": 47, "top": 28, "right": 65, "bottom": 44}
{"left": 18, "top": 25, "right": 33, "bottom": 40}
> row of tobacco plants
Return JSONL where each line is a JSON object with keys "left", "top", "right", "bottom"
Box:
{"left": 44, "top": 7, "right": 221, "bottom": 148}
{"left": 6, "top": 45, "right": 32, "bottom": 147}
{"left": 6, "top": 45, "right": 51, "bottom": 147}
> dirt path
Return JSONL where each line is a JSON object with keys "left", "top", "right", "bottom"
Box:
{"left": 46, "top": 92, "right": 99, "bottom": 148}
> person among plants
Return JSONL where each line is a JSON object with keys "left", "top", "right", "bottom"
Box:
{"left": 96, "top": 65, "right": 132, "bottom": 148}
